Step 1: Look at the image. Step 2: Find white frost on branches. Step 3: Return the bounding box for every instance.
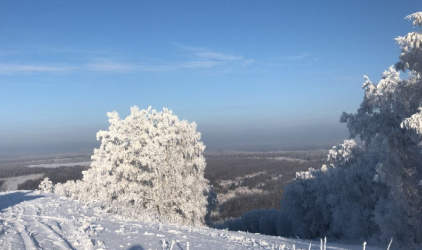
[327,139,357,165]
[400,107,422,143]
[38,177,53,193]
[295,168,316,180]
[395,12,422,73]
[53,106,209,226]
[338,12,422,245]
[406,12,422,27]
[281,12,422,248]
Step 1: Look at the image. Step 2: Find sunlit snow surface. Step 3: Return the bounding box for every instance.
[0,191,383,250]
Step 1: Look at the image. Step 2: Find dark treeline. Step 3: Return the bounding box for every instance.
[5,152,324,223]
[17,166,89,190]
[0,167,49,178]
[219,193,282,219]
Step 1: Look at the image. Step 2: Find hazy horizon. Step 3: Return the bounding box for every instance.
[0,118,348,157]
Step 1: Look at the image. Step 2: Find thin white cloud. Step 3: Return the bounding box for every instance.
[265,53,315,68]
[242,59,255,66]
[84,62,136,73]
[0,45,256,75]
[181,61,223,68]
[0,50,22,56]
[267,63,286,67]
[0,64,74,75]
[84,61,179,73]
[194,52,243,61]
[26,46,119,57]
[0,61,174,75]
[176,44,252,67]
[175,44,207,53]
[278,53,311,61]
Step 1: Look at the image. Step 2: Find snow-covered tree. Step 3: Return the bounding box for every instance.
[54,106,209,226]
[340,12,422,244]
[38,177,53,193]
[280,12,422,247]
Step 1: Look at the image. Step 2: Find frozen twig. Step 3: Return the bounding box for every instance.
[386,237,393,250]
[324,237,327,250]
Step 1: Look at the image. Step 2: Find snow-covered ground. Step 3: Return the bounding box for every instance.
[0,191,384,250]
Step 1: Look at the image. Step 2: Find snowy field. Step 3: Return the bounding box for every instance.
[27,161,91,168]
[0,191,383,250]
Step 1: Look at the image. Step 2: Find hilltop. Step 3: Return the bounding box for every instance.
[0,190,382,250]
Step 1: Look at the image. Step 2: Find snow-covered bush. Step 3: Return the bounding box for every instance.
[54,106,209,226]
[280,12,422,248]
[38,177,53,193]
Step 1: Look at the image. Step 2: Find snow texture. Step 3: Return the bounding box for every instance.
[0,190,383,250]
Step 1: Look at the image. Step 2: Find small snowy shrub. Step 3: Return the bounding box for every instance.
[53,106,209,226]
[53,179,78,198]
[38,177,53,193]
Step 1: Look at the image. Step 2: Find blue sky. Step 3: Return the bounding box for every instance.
[0,1,420,156]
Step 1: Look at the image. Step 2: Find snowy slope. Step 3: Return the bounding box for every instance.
[0,191,383,250]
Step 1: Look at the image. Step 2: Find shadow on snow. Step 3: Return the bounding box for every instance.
[0,191,44,211]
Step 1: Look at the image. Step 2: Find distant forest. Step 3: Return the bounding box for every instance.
[205,156,323,221]
[2,150,326,221]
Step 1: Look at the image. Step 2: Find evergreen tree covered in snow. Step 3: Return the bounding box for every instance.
[280,12,422,247]
[52,106,209,226]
